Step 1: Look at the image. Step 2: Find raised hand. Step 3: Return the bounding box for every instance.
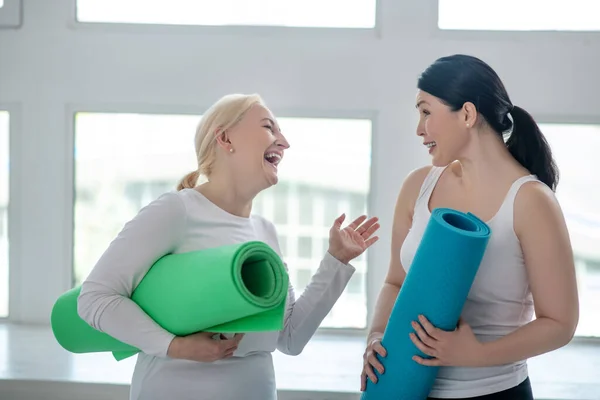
[327,214,380,265]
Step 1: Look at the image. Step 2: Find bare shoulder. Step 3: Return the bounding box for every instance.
[395,165,434,212]
[404,165,434,190]
[391,165,434,239]
[514,180,564,237]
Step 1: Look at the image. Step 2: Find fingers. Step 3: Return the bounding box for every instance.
[367,352,385,375]
[361,219,380,238]
[346,215,367,230]
[333,214,380,235]
[372,341,387,358]
[218,334,244,354]
[223,349,236,358]
[360,364,378,391]
[360,371,366,391]
[417,315,443,340]
[332,213,346,229]
[232,333,245,342]
[356,216,378,232]
[364,236,379,248]
[411,320,436,348]
[364,361,379,384]
[361,338,386,390]
[413,355,441,367]
[409,332,436,358]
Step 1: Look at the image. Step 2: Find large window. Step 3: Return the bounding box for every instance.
[73,112,372,329]
[438,0,600,31]
[0,111,9,318]
[541,123,600,337]
[76,0,377,29]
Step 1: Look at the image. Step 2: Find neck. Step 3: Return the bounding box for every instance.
[454,128,521,187]
[195,174,257,218]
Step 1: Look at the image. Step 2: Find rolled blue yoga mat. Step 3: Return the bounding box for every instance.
[361,208,491,400]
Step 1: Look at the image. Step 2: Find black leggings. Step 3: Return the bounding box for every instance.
[427,377,533,400]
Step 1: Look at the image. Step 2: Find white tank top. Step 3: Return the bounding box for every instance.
[400,166,538,398]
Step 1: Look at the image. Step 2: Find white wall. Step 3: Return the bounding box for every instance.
[0,0,599,325]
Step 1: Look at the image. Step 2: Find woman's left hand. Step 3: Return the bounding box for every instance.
[410,315,486,367]
[327,214,380,265]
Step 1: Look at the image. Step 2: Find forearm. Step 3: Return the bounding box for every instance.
[78,281,175,357]
[277,252,355,355]
[368,282,400,341]
[479,317,575,366]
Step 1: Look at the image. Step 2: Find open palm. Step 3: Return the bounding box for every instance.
[328,214,380,265]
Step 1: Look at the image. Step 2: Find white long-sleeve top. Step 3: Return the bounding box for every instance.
[77,188,355,400]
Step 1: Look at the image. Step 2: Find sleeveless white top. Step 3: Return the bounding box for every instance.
[400,166,538,398]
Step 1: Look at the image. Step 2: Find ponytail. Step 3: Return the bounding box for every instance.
[506,106,559,191]
[177,169,200,191]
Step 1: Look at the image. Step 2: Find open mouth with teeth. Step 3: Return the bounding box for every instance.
[264,151,282,168]
[425,141,437,149]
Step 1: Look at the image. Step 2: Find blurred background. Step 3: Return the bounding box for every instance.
[1,0,599,399]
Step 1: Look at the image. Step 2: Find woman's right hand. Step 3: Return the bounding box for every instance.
[167,331,244,362]
[360,332,387,391]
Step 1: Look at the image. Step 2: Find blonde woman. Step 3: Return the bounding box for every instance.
[77,94,380,400]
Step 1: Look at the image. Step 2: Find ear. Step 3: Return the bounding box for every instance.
[461,102,478,128]
[214,127,232,150]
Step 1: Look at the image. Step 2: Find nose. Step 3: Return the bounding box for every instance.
[276,131,290,149]
[416,119,426,138]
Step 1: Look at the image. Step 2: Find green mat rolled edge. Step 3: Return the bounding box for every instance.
[51,241,289,361]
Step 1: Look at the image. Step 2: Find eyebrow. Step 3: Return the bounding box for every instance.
[416,100,429,108]
[261,117,282,133]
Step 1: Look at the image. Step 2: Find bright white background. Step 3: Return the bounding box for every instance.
[0,0,600,398]
[1,0,600,331]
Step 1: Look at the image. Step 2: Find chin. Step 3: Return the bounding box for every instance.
[262,161,280,187]
[265,174,279,187]
[431,158,448,167]
[431,152,453,167]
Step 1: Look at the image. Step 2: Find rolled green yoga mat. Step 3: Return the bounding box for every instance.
[361,208,491,399]
[51,241,289,361]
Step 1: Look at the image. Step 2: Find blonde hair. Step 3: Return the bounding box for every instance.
[177,93,265,190]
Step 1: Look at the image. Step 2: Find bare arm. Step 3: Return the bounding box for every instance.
[479,181,579,365]
[367,166,432,341]
[275,214,380,355]
[361,166,431,389]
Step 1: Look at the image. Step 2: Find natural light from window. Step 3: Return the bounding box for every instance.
[76,0,377,28]
[541,123,600,337]
[73,112,372,329]
[439,0,600,31]
[0,111,9,318]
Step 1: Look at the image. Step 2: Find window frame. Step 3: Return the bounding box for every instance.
[65,103,378,334]
[0,103,21,321]
[530,114,600,343]
[0,0,21,29]
[431,0,600,41]
[67,0,383,39]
